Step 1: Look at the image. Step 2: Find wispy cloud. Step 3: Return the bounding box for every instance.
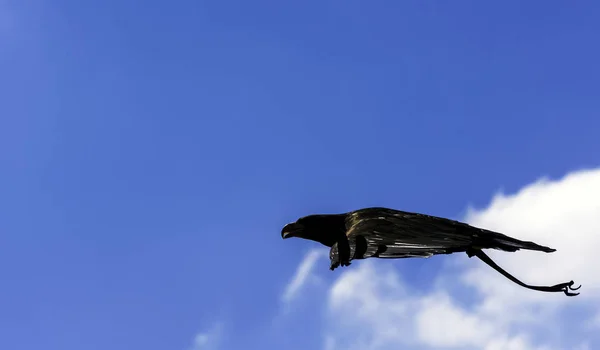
[281,248,327,305]
[188,323,223,350]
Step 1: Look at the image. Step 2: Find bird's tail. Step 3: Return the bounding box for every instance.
[477,229,556,253]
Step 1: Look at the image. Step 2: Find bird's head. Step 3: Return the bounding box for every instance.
[281,213,346,247]
[281,221,305,240]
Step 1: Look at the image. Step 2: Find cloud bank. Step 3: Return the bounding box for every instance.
[289,167,600,349]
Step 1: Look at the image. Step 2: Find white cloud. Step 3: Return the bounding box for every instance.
[462,169,600,306]
[188,323,223,350]
[415,293,495,348]
[323,259,549,350]
[317,167,600,349]
[281,248,328,305]
[326,261,414,350]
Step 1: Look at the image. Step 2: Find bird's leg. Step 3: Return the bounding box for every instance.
[329,236,352,270]
[338,236,352,267]
[466,248,581,296]
[329,242,343,271]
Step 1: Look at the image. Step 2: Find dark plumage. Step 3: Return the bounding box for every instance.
[281,207,580,296]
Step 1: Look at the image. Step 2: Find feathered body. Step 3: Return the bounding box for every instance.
[281,206,580,296]
[282,207,554,270]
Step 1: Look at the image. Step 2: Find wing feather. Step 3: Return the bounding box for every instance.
[345,207,492,259]
[328,207,554,269]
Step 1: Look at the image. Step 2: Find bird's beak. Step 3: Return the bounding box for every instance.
[281,222,303,239]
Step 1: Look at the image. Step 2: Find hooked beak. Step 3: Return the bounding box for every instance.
[281,222,304,239]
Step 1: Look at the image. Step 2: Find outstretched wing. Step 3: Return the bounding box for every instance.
[345,207,478,259]
[329,207,554,269]
[327,207,578,297]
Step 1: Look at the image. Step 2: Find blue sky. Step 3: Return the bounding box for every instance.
[2,1,600,349]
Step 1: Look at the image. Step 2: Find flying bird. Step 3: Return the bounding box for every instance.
[281,207,580,296]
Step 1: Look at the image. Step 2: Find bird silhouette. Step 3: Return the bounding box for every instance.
[281,207,580,296]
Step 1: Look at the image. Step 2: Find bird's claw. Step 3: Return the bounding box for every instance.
[330,259,351,271]
[555,280,581,296]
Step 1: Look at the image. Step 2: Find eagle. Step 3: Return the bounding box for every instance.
[281,207,580,296]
